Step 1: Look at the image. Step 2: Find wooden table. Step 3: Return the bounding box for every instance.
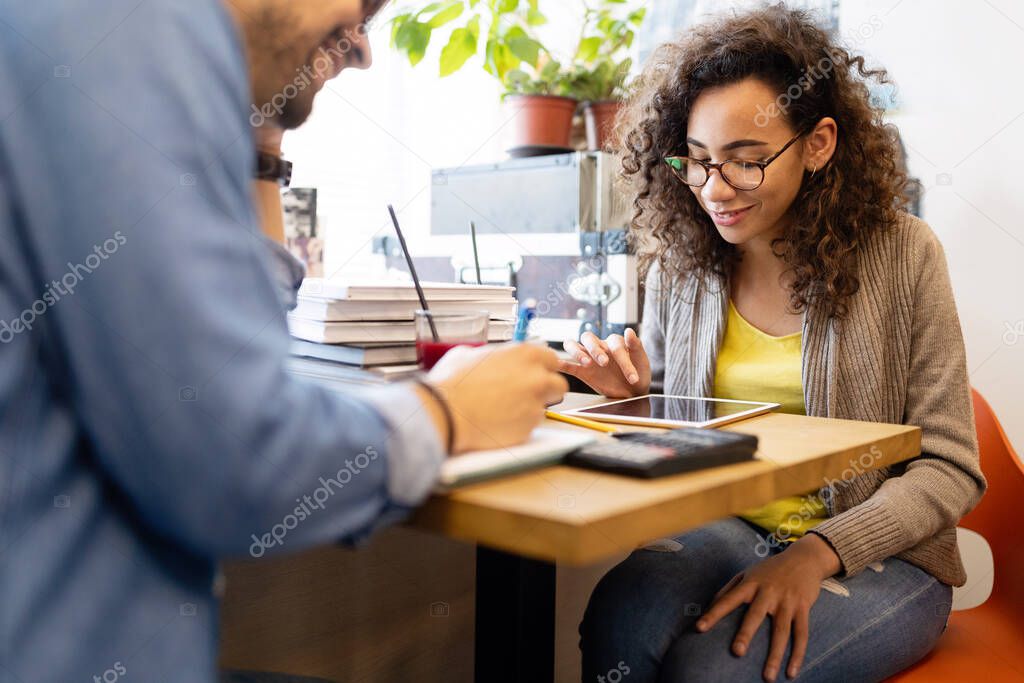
[408,392,922,683]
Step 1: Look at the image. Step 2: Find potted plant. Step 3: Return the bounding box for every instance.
[563,0,646,150]
[390,0,578,151]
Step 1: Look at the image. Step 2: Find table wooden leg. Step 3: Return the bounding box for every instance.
[474,546,556,683]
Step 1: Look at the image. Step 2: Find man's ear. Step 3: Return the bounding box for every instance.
[804,117,838,171]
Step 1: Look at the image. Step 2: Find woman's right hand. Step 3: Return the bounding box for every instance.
[560,328,652,398]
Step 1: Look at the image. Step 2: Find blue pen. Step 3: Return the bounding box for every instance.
[513,298,537,342]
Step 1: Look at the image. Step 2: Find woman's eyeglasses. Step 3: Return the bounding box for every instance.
[663,130,806,191]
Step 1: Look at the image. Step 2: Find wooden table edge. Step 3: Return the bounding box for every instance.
[409,421,921,566]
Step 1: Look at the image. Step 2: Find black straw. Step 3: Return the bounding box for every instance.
[469,221,483,285]
[387,204,438,342]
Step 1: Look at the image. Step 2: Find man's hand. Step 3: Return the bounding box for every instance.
[560,328,651,398]
[695,533,842,682]
[425,343,569,454]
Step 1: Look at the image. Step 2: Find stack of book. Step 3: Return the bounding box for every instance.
[286,278,518,383]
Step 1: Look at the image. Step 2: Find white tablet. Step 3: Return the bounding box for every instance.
[560,394,780,429]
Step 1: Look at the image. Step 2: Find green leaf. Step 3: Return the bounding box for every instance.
[506,26,541,66]
[485,38,520,80]
[496,0,519,14]
[503,68,531,93]
[539,58,561,81]
[576,36,602,62]
[390,15,408,47]
[440,23,478,76]
[427,1,465,28]
[526,8,547,25]
[628,8,647,26]
[496,43,521,79]
[414,2,444,18]
[467,14,481,39]
[395,21,432,66]
[505,68,530,83]
[483,35,497,76]
[394,20,415,50]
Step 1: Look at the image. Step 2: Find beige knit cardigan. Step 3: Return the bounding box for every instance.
[641,213,986,586]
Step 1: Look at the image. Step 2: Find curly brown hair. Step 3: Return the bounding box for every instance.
[616,4,908,318]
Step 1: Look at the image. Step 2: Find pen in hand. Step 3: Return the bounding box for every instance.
[513,298,537,342]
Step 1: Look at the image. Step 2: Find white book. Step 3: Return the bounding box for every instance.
[437,428,597,490]
[288,316,516,345]
[299,278,516,302]
[285,356,387,386]
[290,340,418,366]
[286,356,421,383]
[367,364,421,380]
[293,296,518,322]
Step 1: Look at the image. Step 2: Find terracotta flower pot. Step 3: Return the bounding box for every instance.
[504,94,579,150]
[583,100,622,151]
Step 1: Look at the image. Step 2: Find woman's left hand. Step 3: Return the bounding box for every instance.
[695,533,842,682]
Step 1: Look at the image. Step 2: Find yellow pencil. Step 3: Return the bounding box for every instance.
[545,410,620,434]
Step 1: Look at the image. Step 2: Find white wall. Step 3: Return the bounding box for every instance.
[838,0,1024,453]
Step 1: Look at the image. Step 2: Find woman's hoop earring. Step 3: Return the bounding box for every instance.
[810,164,818,176]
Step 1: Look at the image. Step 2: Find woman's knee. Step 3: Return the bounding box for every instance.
[657,608,769,683]
[580,550,675,643]
[582,520,765,643]
[580,549,709,682]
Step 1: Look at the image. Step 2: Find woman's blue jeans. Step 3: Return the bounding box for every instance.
[579,517,951,683]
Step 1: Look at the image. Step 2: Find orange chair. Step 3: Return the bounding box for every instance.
[888,390,1024,682]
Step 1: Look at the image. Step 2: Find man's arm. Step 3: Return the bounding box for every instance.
[1,1,446,558]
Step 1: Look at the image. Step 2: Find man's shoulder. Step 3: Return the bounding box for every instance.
[2,0,243,90]
[1,0,250,172]
[4,0,233,51]
[0,0,255,259]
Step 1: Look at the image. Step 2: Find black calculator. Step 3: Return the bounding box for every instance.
[566,428,758,479]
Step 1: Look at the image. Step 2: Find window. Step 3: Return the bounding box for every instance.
[283,20,509,280]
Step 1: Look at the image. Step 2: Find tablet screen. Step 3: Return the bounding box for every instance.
[574,396,767,423]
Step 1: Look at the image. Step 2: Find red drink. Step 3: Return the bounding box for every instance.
[416,340,486,370]
[414,311,489,370]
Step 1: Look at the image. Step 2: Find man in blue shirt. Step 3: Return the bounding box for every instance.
[0,1,567,680]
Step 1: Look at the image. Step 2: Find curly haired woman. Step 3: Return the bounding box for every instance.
[561,6,986,682]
